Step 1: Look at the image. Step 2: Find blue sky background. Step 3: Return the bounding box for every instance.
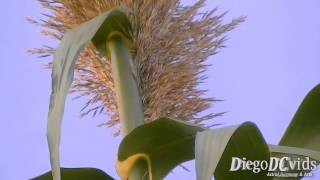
[0,0,319,179]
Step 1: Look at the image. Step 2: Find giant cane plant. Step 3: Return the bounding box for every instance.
[30,1,320,180]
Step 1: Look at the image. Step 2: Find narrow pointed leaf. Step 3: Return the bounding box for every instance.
[279,84,320,151]
[46,7,132,180]
[116,117,204,180]
[275,84,320,179]
[31,168,114,180]
[195,122,271,180]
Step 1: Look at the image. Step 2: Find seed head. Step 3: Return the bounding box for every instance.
[29,0,244,134]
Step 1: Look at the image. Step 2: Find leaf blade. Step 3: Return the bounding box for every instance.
[279,84,320,151]
[276,84,320,179]
[31,168,114,180]
[269,144,320,162]
[46,7,132,180]
[269,144,320,180]
[195,122,271,180]
[116,117,204,180]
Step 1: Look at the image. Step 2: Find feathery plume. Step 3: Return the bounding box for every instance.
[30,0,244,133]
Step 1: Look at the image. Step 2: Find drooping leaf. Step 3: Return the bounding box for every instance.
[116,117,204,180]
[268,145,320,180]
[279,84,320,151]
[195,122,271,180]
[46,7,132,180]
[269,145,320,162]
[31,168,114,180]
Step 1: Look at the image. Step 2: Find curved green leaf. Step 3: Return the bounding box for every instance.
[91,9,133,55]
[276,84,320,179]
[279,84,320,151]
[269,145,320,162]
[116,117,204,180]
[195,122,271,180]
[269,145,320,180]
[46,7,132,180]
[31,168,114,180]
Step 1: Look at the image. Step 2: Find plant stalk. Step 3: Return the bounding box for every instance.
[108,35,148,179]
[108,35,144,135]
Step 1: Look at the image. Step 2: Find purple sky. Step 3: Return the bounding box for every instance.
[0,0,319,179]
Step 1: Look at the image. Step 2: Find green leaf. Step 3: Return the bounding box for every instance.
[116,117,204,180]
[46,7,132,180]
[269,144,320,162]
[195,122,271,180]
[279,84,320,151]
[91,9,133,55]
[268,145,320,180]
[31,168,114,180]
[275,84,320,180]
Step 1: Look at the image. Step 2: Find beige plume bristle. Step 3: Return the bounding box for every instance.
[30,0,244,134]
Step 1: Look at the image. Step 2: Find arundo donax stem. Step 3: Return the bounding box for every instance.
[108,35,148,179]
